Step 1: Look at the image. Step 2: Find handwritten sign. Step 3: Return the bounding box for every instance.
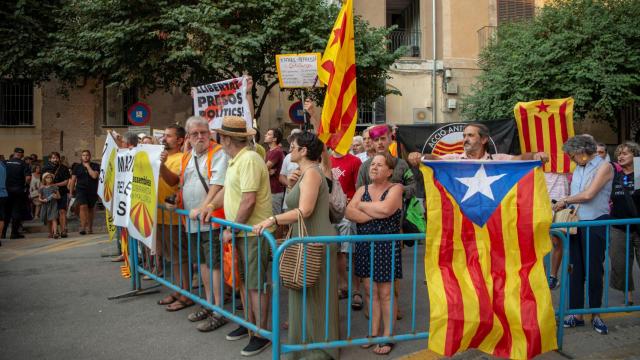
[276,53,323,88]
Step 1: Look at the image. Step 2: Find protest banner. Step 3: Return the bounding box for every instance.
[113,148,135,228]
[152,129,165,143]
[192,77,251,131]
[127,144,162,250]
[106,209,117,241]
[275,53,322,88]
[97,132,119,211]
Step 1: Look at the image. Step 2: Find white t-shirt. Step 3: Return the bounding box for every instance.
[182,149,228,233]
[356,152,369,163]
[279,153,299,210]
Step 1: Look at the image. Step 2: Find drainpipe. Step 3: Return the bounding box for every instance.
[432,0,437,123]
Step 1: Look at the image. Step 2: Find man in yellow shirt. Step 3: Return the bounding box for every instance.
[211,116,273,356]
[156,125,191,311]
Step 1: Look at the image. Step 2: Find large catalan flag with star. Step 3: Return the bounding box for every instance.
[514,98,575,173]
[317,0,358,155]
[421,160,557,359]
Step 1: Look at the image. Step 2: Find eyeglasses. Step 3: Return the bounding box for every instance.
[189,130,209,138]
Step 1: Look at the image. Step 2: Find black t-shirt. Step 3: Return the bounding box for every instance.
[611,170,640,232]
[42,163,71,195]
[4,158,30,193]
[72,162,100,194]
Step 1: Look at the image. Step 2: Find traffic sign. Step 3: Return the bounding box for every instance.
[127,102,151,126]
[289,101,305,124]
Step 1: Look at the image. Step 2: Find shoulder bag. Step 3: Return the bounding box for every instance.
[279,208,324,290]
[553,204,580,235]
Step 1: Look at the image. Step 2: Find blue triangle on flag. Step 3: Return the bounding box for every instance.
[423,160,541,226]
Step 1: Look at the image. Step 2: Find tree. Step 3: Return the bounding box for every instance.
[462,0,640,128]
[21,0,403,120]
[0,0,63,81]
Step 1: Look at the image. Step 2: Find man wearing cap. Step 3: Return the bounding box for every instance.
[210,115,273,356]
[2,148,31,239]
[42,152,71,238]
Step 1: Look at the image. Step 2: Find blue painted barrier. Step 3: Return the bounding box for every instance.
[120,206,640,358]
[551,218,640,351]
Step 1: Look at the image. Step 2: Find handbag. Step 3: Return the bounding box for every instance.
[553,205,580,235]
[223,243,241,288]
[328,178,347,224]
[278,209,324,290]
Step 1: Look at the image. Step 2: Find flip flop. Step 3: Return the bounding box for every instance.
[166,298,195,312]
[373,343,394,355]
[360,336,376,349]
[157,293,179,305]
[351,293,363,311]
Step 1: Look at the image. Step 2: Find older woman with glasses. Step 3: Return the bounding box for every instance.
[609,141,640,306]
[553,135,614,335]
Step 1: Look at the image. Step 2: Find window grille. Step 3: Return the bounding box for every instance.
[498,0,535,24]
[0,80,34,127]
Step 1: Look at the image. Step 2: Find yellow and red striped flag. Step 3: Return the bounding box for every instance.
[317,0,358,155]
[421,160,557,359]
[514,98,575,173]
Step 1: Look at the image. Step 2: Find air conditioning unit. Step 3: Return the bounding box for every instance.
[413,108,430,123]
[447,99,458,110]
[446,83,458,94]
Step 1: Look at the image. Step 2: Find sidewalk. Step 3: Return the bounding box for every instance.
[1,233,639,359]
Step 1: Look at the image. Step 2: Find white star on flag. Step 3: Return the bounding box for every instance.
[455,165,506,203]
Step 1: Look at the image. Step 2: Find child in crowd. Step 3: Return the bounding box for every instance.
[39,172,61,239]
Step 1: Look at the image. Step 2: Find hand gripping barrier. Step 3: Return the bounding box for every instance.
[550,218,640,352]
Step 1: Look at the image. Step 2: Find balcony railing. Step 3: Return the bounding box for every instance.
[388,30,421,58]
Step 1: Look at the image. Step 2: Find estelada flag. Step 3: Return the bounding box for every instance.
[514,98,575,173]
[421,160,557,359]
[317,0,358,155]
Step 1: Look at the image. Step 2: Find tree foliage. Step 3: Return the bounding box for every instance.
[1,0,403,120]
[462,0,640,127]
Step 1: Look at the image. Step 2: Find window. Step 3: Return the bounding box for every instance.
[498,0,535,24]
[0,79,34,126]
[103,85,138,126]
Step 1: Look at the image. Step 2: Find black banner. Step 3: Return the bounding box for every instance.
[396,120,520,157]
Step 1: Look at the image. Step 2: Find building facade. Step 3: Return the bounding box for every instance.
[0,0,628,160]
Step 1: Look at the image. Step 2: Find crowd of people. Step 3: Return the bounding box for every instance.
[0,87,638,357]
[0,148,100,243]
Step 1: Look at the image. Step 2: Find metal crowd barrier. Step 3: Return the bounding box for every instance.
[115,206,640,358]
[551,218,640,351]
[126,207,278,343]
[272,233,427,358]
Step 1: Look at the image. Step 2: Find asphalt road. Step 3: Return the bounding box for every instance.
[1,233,639,360]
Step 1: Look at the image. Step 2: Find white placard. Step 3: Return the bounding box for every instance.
[192,77,251,131]
[276,53,322,88]
[97,132,118,212]
[113,148,135,228]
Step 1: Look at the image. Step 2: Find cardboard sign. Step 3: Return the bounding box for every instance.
[276,53,323,88]
[192,77,251,131]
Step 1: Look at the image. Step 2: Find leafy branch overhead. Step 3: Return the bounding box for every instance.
[462,0,640,127]
[0,0,404,120]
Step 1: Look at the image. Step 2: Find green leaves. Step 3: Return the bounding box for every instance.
[0,0,401,121]
[462,0,640,127]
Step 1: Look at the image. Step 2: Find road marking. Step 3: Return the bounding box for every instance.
[0,235,109,261]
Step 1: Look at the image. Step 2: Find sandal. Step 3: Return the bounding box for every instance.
[351,292,363,311]
[196,313,228,332]
[166,297,195,312]
[60,231,68,238]
[188,307,212,322]
[338,289,349,300]
[360,336,376,349]
[373,343,394,355]
[157,293,179,305]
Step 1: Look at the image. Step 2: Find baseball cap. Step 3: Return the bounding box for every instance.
[14,147,24,153]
